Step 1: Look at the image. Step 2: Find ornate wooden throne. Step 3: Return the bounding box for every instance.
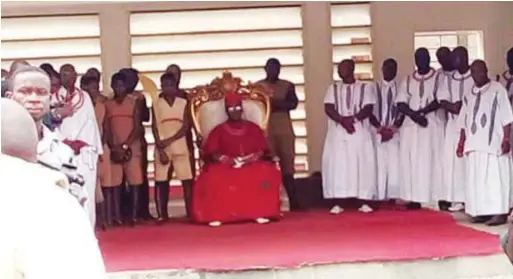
[188,71,273,144]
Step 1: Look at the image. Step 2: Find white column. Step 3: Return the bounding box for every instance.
[301,2,333,173]
[98,5,131,94]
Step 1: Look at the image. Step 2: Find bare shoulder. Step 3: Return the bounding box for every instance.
[96,95,108,103]
[280,79,295,88]
[95,96,108,110]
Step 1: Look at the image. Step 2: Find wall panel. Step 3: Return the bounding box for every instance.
[129,6,309,185]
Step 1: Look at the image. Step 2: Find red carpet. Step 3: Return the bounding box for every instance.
[97,209,501,272]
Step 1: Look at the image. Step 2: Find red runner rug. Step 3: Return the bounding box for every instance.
[98,209,501,272]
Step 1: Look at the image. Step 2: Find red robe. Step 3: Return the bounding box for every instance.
[192,120,282,224]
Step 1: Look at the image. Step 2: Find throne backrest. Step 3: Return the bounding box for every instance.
[188,71,272,141]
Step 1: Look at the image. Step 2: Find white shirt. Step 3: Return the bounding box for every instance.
[396,69,444,126]
[0,155,106,279]
[324,80,376,140]
[438,70,473,103]
[459,81,513,155]
[438,70,474,121]
[374,79,399,127]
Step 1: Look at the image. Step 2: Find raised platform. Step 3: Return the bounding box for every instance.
[99,204,513,279]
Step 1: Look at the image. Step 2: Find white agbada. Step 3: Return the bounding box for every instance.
[373,79,400,200]
[458,81,513,216]
[54,87,103,226]
[435,70,473,203]
[322,81,377,200]
[395,69,445,203]
[0,155,106,279]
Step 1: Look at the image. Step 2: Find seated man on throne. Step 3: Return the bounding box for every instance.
[191,72,282,227]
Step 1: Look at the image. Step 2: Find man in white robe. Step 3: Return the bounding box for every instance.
[369,59,403,200]
[0,98,107,279]
[322,59,377,214]
[6,66,87,206]
[437,46,473,212]
[457,60,513,226]
[395,48,446,209]
[433,46,454,210]
[54,64,103,226]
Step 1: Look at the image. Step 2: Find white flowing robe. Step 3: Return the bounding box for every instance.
[395,69,446,203]
[0,155,106,279]
[458,81,513,216]
[435,70,473,203]
[55,87,103,226]
[372,79,400,200]
[322,81,377,200]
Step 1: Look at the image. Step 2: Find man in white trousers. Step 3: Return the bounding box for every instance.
[456,60,513,226]
[395,48,445,210]
[433,47,453,211]
[54,64,103,226]
[437,46,473,212]
[369,58,404,201]
[322,59,377,214]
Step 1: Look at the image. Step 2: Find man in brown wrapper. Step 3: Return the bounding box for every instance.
[104,73,144,226]
[258,58,301,211]
[152,73,194,222]
[166,64,196,180]
[119,68,153,221]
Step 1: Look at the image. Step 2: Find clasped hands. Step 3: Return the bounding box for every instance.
[410,110,428,127]
[338,115,356,134]
[377,126,397,143]
[110,143,132,163]
[219,153,259,168]
[441,100,462,115]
